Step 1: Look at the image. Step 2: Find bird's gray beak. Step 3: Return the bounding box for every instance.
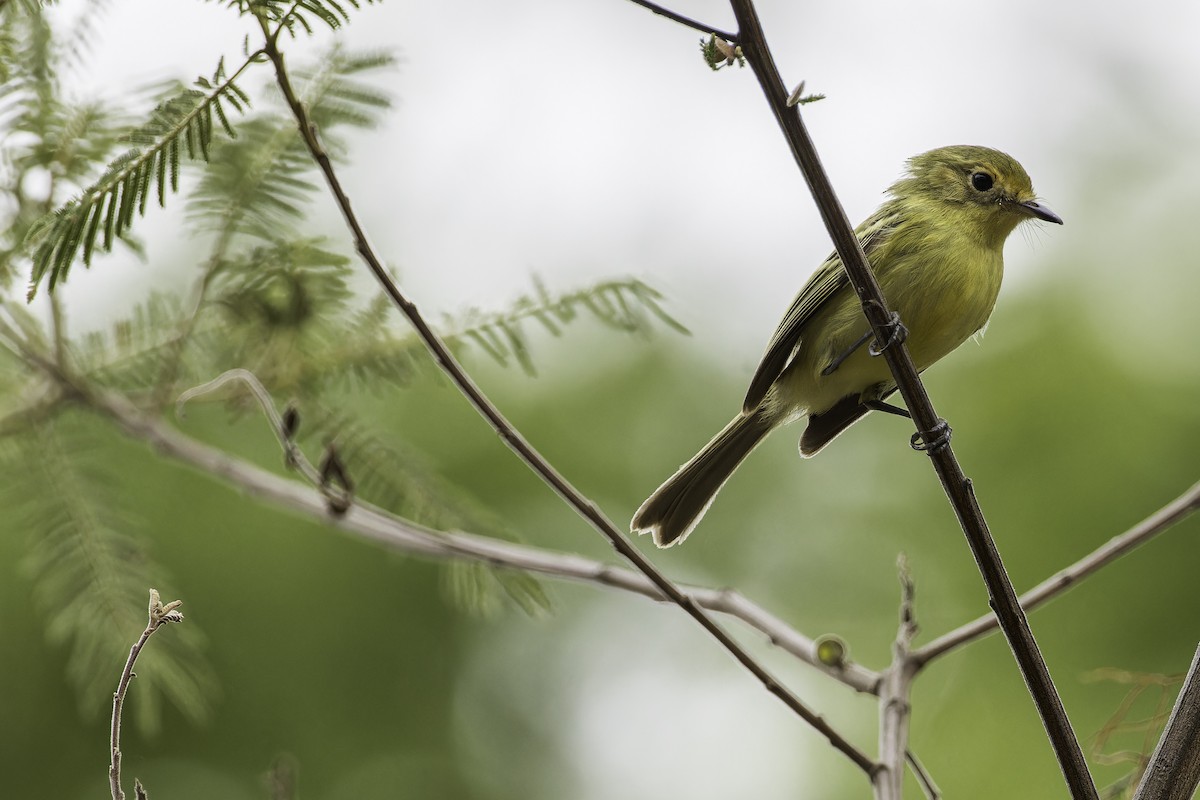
[1018,200,1063,225]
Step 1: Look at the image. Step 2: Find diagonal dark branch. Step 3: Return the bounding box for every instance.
[914,479,1200,666]
[256,18,877,775]
[1132,644,1200,800]
[906,749,942,800]
[714,0,1097,795]
[623,0,739,42]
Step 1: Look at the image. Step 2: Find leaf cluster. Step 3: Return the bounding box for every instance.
[448,277,688,377]
[24,61,249,297]
[211,0,379,35]
[0,3,125,287]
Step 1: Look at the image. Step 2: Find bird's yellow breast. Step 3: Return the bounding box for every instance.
[769,224,1005,418]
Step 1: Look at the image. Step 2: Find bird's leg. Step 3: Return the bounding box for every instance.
[863,398,911,418]
[862,390,950,452]
[820,329,873,376]
[820,308,909,377]
[868,309,908,357]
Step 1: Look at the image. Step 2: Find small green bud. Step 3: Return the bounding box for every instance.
[815,634,848,668]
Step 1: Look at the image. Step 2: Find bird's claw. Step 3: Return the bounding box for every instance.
[910,419,952,453]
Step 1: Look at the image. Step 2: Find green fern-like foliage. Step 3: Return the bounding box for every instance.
[76,292,192,392]
[276,402,554,617]
[6,416,218,731]
[210,0,379,34]
[24,61,250,297]
[446,277,689,377]
[1,5,690,740]
[0,5,126,288]
[187,46,393,243]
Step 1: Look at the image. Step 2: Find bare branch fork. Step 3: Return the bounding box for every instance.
[252,14,877,775]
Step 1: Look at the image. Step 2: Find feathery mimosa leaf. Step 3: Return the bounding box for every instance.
[8,418,218,732]
[25,63,250,299]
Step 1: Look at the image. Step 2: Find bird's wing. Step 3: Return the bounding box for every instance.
[741,206,900,414]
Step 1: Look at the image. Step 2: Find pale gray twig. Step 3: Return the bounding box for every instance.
[914,480,1200,666]
[874,556,919,800]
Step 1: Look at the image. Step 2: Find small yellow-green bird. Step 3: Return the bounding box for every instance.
[632,145,1061,547]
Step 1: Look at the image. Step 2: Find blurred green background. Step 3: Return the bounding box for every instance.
[3,278,1199,798]
[4,1,1200,798]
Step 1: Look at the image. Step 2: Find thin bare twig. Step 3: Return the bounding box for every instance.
[906,750,942,800]
[1131,644,1200,800]
[913,479,1200,666]
[175,369,351,511]
[623,0,739,42]
[110,590,184,800]
[703,0,1097,794]
[255,15,876,773]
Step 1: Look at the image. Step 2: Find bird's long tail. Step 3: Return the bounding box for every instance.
[631,410,774,547]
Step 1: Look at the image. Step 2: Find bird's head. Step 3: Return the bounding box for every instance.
[893,145,1062,247]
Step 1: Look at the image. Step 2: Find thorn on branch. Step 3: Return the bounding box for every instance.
[281,402,301,468]
[281,402,300,441]
[786,80,826,107]
[896,555,918,652]
[318,442,354,516]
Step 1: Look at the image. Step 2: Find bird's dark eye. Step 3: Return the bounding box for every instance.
[970,171,994,192]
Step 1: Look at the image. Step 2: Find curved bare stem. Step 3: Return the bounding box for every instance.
[109,590,184,800]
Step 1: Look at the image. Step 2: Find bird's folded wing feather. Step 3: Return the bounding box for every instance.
[741,207,901,414]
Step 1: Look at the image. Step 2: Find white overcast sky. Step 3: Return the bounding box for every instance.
[52,0,1200,369]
